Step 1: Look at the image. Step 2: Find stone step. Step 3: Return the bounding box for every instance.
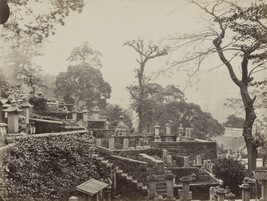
[127,175,133,180]
[142,186,147,190]
[137,182,143,188]
[132,179,138,184]
[121,173,128,177]
[117,169,123,174]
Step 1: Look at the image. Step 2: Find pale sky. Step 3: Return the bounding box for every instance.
[16,0,266,122]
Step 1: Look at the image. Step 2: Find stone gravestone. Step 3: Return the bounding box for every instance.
[162,149,168,163]
[109,136,115,150]
[183,156,190,168]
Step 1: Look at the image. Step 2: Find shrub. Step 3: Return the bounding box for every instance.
[29,97,48,112]
[213,157,246,194]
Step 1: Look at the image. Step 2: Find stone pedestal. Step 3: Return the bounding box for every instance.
[148,175,157,197]
[240,183,250,201]
[216,187,225,201]
[166,173,174,198]
[123,138,129,149]
[109,136,115,150]
[180,176,192,201]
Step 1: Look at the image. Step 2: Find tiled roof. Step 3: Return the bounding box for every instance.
[75,178,108,196]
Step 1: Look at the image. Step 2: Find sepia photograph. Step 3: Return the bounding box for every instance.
[0,0,266,200]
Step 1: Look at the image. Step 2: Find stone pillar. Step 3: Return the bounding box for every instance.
[0,123,7,147]
[240,183,250,201]
[154,123,161,142]
[104,185,112,201]
[4,107,22,134]
[72,111,77,122]
[20,103,32,124]
[183,156,190,168]
[216,187,225,201]
[162,149,168,163]
[166,123,171,135]
[177,124,183,142]
[123,137,129,149]
[180,176,192,201]
[189,128,193,139]
[96,138,102,147]
[260,180,267,201]
[82,107,88,122]
[167,155,172,167]
[185,127,190,139]
[148,175,157,197]
[68,196,78,201]
[109,135,115,150]
[196,155,202,166]
[166,172,174,198]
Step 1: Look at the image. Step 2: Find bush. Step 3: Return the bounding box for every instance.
[4,134,111,201]
[213,157,246,194]
[29,97,48,112]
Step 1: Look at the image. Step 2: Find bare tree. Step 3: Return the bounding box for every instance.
[166,0,266,175]
[124,39,168,134]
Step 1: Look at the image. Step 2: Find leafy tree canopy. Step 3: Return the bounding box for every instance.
[213,157,246,194]
[129,83,224,139]
[55,64,111,111]
[2,0,85,43]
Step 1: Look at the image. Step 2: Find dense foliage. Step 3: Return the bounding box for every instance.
[2,0,85,43]
[29,96,48,112]
[129,83,224,138]
[213,157,246,194]
[3,134,111,201]
[55,64,111,111]
[223,114,244,128]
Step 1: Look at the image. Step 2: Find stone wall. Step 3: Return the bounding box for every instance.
[151,141,217,160]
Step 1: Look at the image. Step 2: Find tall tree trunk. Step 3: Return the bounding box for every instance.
[240,84,257,175]
[138,71,145,134]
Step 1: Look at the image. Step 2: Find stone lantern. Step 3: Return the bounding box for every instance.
[20,100,32,124]
[82,107,88,122]
[154,123,161,142]
[177,124,183,142]
[253,170,267,201]
[3,101,23,133]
